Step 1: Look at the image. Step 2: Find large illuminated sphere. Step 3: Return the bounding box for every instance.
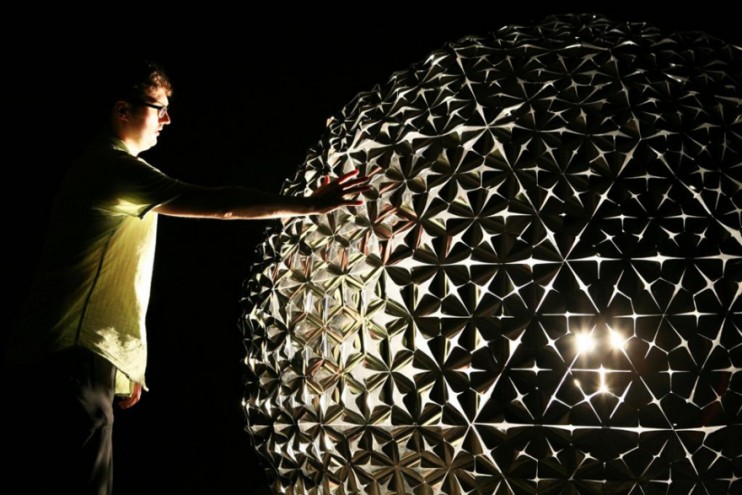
[242,14,741,494]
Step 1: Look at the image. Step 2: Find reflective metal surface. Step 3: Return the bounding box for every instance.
[242,14,741,494]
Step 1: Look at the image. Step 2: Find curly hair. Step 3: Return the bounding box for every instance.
[110,59,172,104]
[93,59,172,126]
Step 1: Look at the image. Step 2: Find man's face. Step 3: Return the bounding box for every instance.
[124,86,171,154]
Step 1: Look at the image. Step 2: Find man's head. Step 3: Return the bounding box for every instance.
[106,59,172,156]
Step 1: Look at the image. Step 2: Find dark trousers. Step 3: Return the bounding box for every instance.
[2,347,116,495]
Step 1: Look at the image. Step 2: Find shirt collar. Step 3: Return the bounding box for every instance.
[95,132,134,156]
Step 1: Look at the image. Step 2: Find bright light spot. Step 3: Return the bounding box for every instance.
[610,330,626,350]
[599,366,609,394]
[575,332,596,353]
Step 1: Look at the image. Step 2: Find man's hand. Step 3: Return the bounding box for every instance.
[310,170,371,213]
[117,382,142,409]
[155,169,372,220]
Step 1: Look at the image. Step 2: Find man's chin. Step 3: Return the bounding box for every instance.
[143,139,158,152]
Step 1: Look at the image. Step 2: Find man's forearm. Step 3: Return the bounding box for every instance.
[154,185,322,219]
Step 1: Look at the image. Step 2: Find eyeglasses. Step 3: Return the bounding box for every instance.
[137,100,169,118]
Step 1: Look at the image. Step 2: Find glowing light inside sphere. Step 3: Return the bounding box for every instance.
[575,331,596,354]
[609,328,626,350]
[598,365,609,394]
[241,14,742,495]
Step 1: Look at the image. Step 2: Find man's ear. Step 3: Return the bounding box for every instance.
[113,101,131,121]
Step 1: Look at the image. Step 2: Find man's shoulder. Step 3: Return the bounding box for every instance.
[80,135,131,159]
[75,137,157,174]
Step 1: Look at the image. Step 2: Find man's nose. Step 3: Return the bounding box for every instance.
[160,110,171,125]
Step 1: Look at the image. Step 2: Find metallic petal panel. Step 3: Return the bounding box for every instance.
[241,14,742,495]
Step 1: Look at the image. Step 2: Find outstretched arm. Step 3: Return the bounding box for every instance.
[153,170,369,219]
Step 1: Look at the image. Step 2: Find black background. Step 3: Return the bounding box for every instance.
[3,5,740,494]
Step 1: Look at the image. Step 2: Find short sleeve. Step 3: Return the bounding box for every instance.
[93,153,186,218]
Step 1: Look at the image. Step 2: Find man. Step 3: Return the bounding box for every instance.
[3,60,368,495]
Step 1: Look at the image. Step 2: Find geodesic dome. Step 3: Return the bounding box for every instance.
[241,14,741,494]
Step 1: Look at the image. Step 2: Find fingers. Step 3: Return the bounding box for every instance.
[341,184,371,196]
[332,174,371,192]
[340,176,371,188]
[318,171,371,194]
[118,396,137,409]
[314,170,373,211]
[117,382,142,409]
[337,170,375,188]
[320,169,371,185]
[336,169,360,183]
